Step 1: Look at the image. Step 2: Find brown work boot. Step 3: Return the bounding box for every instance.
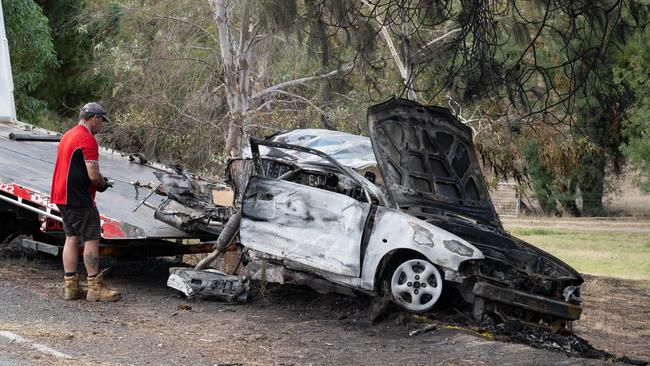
[86,270,121,302]
[63,274,81,300]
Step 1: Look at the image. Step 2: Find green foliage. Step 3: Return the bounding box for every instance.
[521,138,581,216]
[32,0,105,118]
[4,0,58,122]
[615,26,650,192]
[76,0,229,171]
[10,0,644,196]
[258,0,298,31]
[621,108,650,192]
[523,140,561,215]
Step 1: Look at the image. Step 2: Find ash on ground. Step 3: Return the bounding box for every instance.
[480,320,647,365]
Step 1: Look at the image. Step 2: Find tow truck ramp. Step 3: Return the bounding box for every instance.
[0,119,226,256]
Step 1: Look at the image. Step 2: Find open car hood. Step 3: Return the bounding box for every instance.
[368,98,502,229]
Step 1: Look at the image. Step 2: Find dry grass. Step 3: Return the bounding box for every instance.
[575,275,650,360]
[508,227,650,280]
[582,277,611,293]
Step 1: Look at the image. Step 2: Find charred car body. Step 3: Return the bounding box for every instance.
[167,98,583,328]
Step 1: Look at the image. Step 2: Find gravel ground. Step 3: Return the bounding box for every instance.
[0,252,634,366]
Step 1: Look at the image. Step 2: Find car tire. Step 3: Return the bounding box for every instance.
[386,258,443,313]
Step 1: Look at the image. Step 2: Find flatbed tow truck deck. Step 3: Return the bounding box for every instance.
[0,119,216,256]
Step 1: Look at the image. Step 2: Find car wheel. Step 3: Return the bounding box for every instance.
[389,258,443,313]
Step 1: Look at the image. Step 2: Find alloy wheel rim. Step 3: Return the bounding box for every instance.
[390,259,442,312]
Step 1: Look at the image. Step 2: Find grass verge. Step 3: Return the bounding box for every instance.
[508,227,650,280]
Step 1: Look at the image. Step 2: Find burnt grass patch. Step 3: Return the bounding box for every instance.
[248,281,648,365]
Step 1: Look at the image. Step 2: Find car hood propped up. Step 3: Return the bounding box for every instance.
[368,98,502,229]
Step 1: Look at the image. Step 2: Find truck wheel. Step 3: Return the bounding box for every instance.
[388,258,443,313]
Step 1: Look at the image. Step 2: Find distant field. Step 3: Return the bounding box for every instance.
[508,227,650,280]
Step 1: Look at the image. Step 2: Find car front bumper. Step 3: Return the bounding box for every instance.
[473,281,582,321]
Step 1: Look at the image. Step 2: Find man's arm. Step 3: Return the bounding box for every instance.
[85,161,108,191]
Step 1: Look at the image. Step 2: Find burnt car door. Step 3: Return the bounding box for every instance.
[239,140,374,277]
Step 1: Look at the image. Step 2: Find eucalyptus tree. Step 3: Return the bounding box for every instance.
[79,0,647,213]
[33,0,103,117]
[616,23,650,193]
[3,0,57,122]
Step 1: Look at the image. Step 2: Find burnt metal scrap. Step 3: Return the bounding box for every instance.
[152,170,234,236]
[153,170,214,206]
[167,267,248,302]
[154,98,584,331]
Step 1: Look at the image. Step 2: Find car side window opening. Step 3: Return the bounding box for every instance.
[250,139,376,204]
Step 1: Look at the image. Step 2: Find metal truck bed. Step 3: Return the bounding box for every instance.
[0,120,198,241]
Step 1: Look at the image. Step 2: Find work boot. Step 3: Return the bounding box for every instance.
[63,274,81,300]
[86,270,121,302]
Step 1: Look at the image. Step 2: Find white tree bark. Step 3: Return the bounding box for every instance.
[211,0,238,112]
[237,0,253,112]
[210,0,254,156]
[209,1,355,157]
[361,0,416,100]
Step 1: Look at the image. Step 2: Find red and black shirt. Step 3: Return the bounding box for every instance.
[50,124,99,207]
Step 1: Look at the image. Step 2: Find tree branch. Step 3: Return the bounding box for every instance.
[211,0,235,63]
[359,0,407,79]
[422,28,461,48]
[118,5,220,45]
[259,90,327,116]
[252,63,353,100]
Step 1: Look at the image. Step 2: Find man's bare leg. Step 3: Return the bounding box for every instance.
[83,239,121,301]
[62,236,82,300]
[62,236,80,273]
[83,239,100,276]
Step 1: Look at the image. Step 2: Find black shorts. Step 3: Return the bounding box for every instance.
[57,205,101,243]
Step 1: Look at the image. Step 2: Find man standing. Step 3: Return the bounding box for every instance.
[50,102,121,302]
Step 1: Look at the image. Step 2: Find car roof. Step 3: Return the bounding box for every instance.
[246,128,378,170]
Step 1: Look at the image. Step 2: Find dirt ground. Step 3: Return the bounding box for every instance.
[574,275,650,360]
[1,217,649,365]
[500,217,650,360]
[0,249,648,366]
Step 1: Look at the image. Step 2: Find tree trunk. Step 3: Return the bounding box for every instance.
[210,1,357,156]
[210,0,252,158]
[579,151,606,216]
[558,176,581,217]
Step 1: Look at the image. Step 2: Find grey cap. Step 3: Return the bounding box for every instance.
[80,102,112,123]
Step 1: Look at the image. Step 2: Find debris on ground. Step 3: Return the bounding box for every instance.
[177,303,192,311]
[366,306,648,366]
[484,320,611,358]
[478,319,648,365]
[409,323,438,336]
[167,267,248,302]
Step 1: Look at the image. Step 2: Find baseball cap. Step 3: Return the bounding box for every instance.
[80,102,112,123]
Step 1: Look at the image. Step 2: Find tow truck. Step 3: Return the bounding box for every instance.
[0,3,220,257]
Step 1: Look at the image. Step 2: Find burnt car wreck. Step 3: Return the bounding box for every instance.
[163,98,583,330]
